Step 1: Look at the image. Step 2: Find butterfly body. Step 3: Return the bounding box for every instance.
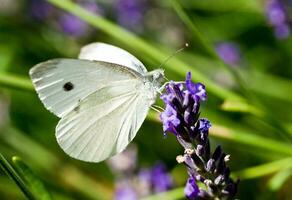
[29,43,164,162]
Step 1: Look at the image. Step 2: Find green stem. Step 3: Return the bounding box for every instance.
[268,169,292,191]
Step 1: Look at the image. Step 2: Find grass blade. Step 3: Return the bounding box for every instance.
[233,157,292,179]
[12,156,53,200]
[0,73,34,91]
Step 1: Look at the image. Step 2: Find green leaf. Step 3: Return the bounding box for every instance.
[268,169,292,191]
[12,156,53,200]
[0,152,35,200]
[233,157,292,179]
[221,99,264,117]
[180,0,263,13]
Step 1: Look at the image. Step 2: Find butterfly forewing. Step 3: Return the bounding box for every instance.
[29,58,142,118]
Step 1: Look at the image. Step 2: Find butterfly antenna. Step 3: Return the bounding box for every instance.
[159,43,189,69]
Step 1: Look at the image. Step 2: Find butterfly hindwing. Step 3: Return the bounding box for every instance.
[78,42,148,74]
[56,80,150,162]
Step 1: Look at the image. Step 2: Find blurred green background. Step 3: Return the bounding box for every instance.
[1,0,292,199]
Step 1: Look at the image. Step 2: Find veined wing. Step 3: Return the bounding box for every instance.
[56,80,150,162]
[29,58,142,118]
[78,42,147,75]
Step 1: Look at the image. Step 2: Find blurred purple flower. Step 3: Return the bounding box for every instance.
[275,23,290,39]
[108,145,137,172]
[267,0,286,25]
[115,183,137,200]
[59,1,101,37]
[266,0,291,39]
[216,42,241,65]
[110,146,173,198]
[151,163,173,193]
[115,0,146,32]
[59,14,89,37]
[29,0,53,20]
[138,169,152,196]
[138,163,173,194]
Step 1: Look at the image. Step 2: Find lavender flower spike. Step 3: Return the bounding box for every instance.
[160,72,239,200]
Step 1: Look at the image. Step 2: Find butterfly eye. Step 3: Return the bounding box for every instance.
[63,82,74,91]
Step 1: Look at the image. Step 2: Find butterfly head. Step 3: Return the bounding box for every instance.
[148,69,165,88]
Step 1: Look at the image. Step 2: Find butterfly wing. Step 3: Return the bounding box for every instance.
[29,58,141,118]
[78,42,148,74]
[56,79,150,162]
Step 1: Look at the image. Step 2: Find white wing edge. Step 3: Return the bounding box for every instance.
[78,42,148,74]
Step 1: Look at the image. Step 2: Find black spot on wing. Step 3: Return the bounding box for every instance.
[63,82,74,91]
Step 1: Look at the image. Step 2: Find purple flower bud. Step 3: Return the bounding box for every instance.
[196,145,204,156]
[184,155,196,170]
[206,159,215,172]
[160,104,180,135]
[198,118,211,132]
[186,72,207,101]
[184,176,199,200]
[214,175,224,185]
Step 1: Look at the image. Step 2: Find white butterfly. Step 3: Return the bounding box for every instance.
[29,43,164,163]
